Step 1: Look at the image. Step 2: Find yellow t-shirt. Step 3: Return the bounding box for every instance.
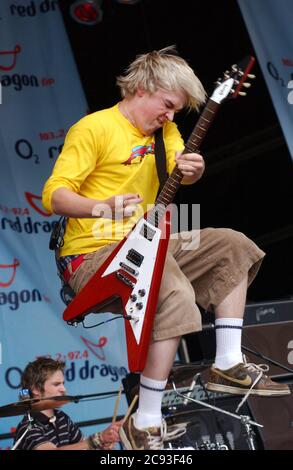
[42,104,184,256]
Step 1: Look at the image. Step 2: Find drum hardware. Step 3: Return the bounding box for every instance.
[171,378,263,450]
[165,437,229,450]
[239,414,257,450]
[1,391,121,450]
[0,395,77,418]
[199,441,229,450]
[11,410,34,450]
[0,391,119,419]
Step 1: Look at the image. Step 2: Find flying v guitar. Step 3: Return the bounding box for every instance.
[63,57,256,372]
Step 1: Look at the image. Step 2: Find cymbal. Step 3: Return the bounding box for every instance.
[0,395,77,418]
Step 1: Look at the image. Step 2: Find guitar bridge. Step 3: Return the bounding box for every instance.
[116,271,134,288]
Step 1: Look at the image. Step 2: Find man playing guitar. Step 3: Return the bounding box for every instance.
[42,47,290,450]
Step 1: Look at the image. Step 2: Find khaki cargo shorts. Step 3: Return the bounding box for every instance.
[68,228,265,341]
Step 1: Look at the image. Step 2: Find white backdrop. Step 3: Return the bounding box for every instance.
[0,0,128,449]
[238,0,293,161]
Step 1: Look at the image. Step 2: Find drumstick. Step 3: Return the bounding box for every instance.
[112,383,123,423]
[122,394,138,424]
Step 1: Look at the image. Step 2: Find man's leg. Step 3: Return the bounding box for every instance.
[135,337,180,429]
[213,275,247,370]
[143,337,181,380]
[168,228,290,397]
[120,250,200,448]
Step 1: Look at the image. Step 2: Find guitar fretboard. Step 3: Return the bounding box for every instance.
[147,99,219,228]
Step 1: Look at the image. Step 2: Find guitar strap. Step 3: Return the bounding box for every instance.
[154,128,168,193]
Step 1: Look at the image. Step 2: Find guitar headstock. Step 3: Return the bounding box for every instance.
[211,56,256,104]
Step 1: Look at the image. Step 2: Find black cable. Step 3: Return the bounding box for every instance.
[242,330,293,374]
[82,314,126,329]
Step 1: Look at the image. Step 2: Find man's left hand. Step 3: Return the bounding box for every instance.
[175,151,205,184]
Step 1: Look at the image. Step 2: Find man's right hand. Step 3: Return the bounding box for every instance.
[92,194,143,219]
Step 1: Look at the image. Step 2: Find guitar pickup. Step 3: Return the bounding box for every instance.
[119,262,138,276]
[126,249,144,267]
[116,271,134,288]
[140,223,156,241]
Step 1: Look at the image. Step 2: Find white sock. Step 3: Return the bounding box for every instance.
[214,317,243,370]
[134,375,167,429]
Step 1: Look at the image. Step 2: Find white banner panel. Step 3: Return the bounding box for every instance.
[238,0,293,160]
[0,0,128,449]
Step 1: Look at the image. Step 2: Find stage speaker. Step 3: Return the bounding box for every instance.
[244,298,293,326]
[242,321,293,378]
[248,383,293,449]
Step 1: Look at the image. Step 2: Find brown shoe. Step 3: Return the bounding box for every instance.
[206,361,291,396]
[119,414,164,450]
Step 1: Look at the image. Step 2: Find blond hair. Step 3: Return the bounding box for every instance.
[116,46,206,111]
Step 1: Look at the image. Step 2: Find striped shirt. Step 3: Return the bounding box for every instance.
[14,409,82,450]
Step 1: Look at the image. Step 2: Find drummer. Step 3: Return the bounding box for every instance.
[14,357,122,450]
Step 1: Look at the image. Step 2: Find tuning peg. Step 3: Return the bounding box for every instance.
[238,91,247,96]
[242,82,251,88]
[247,73,256,79]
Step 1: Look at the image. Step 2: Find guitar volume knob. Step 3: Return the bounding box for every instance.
[130,294,137,302]
[136,302,143,310]
[138,289,146,297]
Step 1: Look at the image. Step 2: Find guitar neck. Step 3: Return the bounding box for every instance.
[147,99,219,227]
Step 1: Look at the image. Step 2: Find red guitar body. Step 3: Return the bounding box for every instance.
[63,211,171,372]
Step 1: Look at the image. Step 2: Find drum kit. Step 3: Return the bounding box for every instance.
[0,395,77,450]
[0,391,118,450]
[0,376,263,451]
[0,395,76,418]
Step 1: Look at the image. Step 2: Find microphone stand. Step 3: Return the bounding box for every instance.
[242,345,293,375]
[70,390,121,402]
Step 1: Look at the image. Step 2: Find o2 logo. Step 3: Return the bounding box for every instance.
[288,80,293,104]
[266,62,293,104]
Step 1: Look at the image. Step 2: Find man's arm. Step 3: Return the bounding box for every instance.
[34,439,89,450]
[51,187,101,218]
[51,187,143,219]
[34,421,122,451]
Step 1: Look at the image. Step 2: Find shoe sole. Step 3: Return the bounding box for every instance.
[206,383,291,396]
